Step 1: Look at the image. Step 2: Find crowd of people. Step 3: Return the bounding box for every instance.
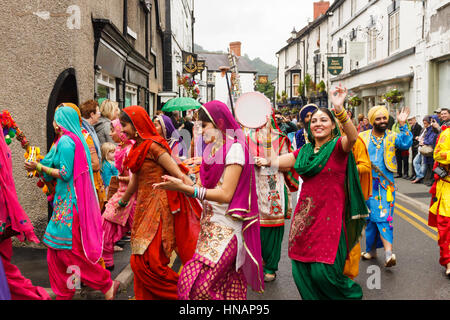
[0,85,449,301]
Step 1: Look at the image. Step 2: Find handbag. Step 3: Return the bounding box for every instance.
[419,145,434,157]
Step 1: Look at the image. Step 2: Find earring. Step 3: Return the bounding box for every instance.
[135,132,138,138]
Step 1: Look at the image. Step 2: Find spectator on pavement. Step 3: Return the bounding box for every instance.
[412,116,437,184]
[274,112,297,136]
[407,115,423,180]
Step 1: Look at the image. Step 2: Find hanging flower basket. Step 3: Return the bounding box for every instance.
[348,95,362,107]
[382,89,403,104]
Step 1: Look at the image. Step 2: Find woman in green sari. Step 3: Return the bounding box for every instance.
[255,85,368,300]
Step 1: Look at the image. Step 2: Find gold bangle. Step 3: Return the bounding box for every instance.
[334,109,346,117]
[337,111,348,122]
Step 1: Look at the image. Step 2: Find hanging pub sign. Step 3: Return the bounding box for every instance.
[327,57,344,75]
[183,51,198,74]
[196,59,206,73]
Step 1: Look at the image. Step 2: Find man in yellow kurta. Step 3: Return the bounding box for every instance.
[340,126,372,279]
[428,127,450,277]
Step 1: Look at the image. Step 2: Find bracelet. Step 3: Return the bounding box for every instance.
[334,108,346,118]
[335,110,348,123]
[118,199,128,207]
[198,187,207,201]
[36,163,43,173]
[193,186,198,199]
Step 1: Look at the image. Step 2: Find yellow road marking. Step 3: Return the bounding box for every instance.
[394,209,438,241]
[395,203,438,232]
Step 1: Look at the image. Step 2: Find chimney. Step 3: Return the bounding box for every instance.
[313,1,330,20]
[229,41,242,57]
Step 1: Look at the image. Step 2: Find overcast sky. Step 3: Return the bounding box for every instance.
[194,0,315,66]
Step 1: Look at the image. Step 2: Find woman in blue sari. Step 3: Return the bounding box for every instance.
[25,106,119,300]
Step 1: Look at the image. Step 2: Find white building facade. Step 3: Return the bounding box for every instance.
[276,0,450,118]
[159,0,195,107]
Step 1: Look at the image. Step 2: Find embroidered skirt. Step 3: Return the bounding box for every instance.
[178,236,247,300]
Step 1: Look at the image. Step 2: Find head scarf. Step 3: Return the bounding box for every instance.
[123,106,170,173]
[294,109,368,250]
[111,119,134,173]
[0,129,39,243]
[154,115,186,158]
[368,105,389,126]
[52,107,104,264]
[199,100,264,293]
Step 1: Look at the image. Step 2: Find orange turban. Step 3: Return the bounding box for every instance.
[368,105,389,125]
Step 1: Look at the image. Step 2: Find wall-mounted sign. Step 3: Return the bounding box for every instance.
[327,57,344,75]
[197,59,205,73]
[183,51,198,74]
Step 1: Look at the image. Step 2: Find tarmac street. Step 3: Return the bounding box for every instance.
[8,177,450,300]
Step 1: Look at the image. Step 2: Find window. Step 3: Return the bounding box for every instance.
[292,74,300,97]
[285,74,290,96]
[351,0,357,16]
[389,10,400,54]
[96,72,116,101]
[207,72,215,84]
[125,84,138,107]
[368,29,377,62]
[338,7,344,26]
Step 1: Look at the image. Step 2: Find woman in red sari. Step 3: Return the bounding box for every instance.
[118,106,200,300]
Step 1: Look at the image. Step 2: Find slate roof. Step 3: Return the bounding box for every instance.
[197,52,257,73]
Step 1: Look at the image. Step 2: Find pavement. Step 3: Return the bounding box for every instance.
[10,240,135,300]
[7,175,438,300]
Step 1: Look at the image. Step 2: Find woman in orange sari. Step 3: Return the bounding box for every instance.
[117,105,200,300]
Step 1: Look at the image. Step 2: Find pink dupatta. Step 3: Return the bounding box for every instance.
[0,134,39,243]
[62,129,104,264]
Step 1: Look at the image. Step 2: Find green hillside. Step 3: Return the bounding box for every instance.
[194,44,277,81]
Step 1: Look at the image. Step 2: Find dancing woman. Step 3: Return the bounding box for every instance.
[117,105,199,300]
[0,122,50,300]
[154,100,264,300]
[101,119,136,270]
[24,106,118,300]
[255,86,368,300]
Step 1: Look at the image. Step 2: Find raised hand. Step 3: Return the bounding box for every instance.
[329,84,348,114]
[396,107,410,126]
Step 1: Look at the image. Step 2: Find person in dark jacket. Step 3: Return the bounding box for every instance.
[406,116,423,180]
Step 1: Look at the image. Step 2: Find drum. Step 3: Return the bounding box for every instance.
[235,92,272,129]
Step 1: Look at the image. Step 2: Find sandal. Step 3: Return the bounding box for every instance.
[384,254,397,267]
[361,251,377,260]
[264,273,276,282]
[114,245,124,252]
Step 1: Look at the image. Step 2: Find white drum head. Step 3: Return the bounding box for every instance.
[235,92,272,129]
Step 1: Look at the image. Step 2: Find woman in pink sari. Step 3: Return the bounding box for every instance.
[102,119,136,270]
[154,100,264,300]
[25,106,119,300]
[0,123,50,300]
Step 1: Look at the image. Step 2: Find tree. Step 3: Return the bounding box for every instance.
[255,81,275,103]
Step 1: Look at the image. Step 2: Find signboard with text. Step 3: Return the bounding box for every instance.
[327,57,344,76]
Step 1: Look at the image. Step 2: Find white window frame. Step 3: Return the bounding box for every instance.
[292,73,300,97]
[96,72,116,101]
[368,29,377,62]
[389,10,400,55]
[125,84,138,107]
